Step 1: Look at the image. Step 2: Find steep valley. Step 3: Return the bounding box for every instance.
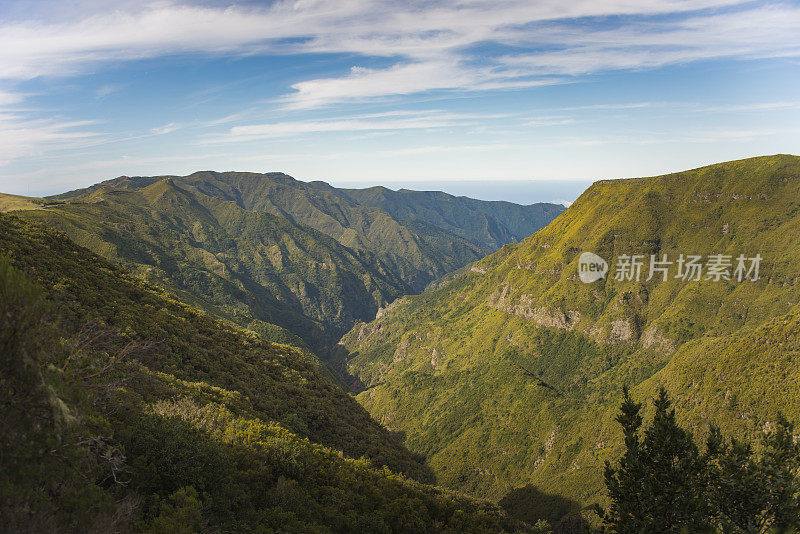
[0,212,521,532]
[4,156,800,530]
[340,154,800,524]
[7,172,563,354]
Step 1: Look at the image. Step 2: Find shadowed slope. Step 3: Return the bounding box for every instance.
[0,212,525,532]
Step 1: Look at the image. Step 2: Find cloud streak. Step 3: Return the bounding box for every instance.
[206,110,495,143]
[0,110,101,166]
[1,0,798,188]
[1,0,797,109]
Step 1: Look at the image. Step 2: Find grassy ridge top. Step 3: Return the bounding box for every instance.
[52,170,564,292]
[341,154,800,523]
[0,192,46,211]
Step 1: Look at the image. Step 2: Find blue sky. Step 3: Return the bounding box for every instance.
[0,0,799,202]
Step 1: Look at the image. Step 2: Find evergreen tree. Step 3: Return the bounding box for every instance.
[705,426,767,532]
[600,387,710,533]
[601,386,644,531]
[601,388,800,533]
[707,414,800,532]
[760,414,800,529]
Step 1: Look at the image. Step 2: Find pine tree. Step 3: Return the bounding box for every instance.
[601,388,800,533]
[600,386,644,532]
[600,387,710,533]
[705,425,767,531]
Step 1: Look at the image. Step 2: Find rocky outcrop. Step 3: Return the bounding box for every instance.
[489,285,580,330]
[641,326,677,354]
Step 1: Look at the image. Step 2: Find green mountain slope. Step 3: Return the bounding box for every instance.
[16,178,410,350]
[55,171,564,292]
[0,212,519,532]
[12,172,562,353]
[334,185,564,250]
[0,192,46,211]
[340,154,800,522]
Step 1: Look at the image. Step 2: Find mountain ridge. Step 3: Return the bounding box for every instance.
[340,154,800,524]
[7,171,563,353]
[51,170,564,288]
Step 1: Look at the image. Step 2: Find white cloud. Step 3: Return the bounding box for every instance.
[0,110,102,167]
[542,126,800,147]
[372,144,517,157]
[1,0,798,182]
[524,117,575,127]
[151,122,180,135]
[280,62,476,110]
[0,90,24,106]
[1,0,795,109]
[206,110,495,143]
[95,83,123,99]
[700,101,800,113]
[498,5,800,76]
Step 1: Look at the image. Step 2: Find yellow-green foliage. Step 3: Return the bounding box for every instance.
[0,192,46,212]
[0,254,122,531]
[341,155,800,524]
[0,212,429,479]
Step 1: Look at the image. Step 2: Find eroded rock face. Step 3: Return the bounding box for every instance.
[534,307,581,330]
[393,337,410,362]
[610,319,634,342]
[489,285,581,330]
[356,321,384,341]
[488,284,681,353]
[430,347,440,370]
[641,325,676,354]
[376,296,408,319]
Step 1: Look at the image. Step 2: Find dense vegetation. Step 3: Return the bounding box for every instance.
[0,213,519,532]
[13,178,405,351]
[56,171,563,292]
[340,155,800,525]
[7,156,799,530]
[332,184,564,253]
[6,172,561,353]
[600,387,800,533]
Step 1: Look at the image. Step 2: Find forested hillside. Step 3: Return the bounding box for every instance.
[0,212,519,532]
[6,172,562,352]
[15,178,408,350]
[53,171,563,290]
[341,154,800,524]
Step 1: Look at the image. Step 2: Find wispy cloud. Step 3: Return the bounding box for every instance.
[205,110,494,143]
[1,0,796,109]
[523,117,576,127]
[95,83,124,99]
[151,122,180,135]
[1,0,798,189]
[556,100,800,114]
[372,144,518,157]
[700,101,800,113]
[0,90,25,106]
[543,126,800,147]
[0,110,101,166]
[498,5,800,77]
